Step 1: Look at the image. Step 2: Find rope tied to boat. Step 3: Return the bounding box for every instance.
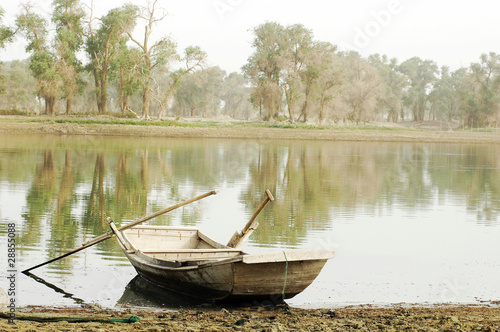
[0,312,141,324]
[281,251,289,300]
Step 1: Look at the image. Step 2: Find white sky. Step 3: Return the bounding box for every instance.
[1,0,499,73]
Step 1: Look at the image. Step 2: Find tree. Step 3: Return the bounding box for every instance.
[170,67,224,118]
[337,51,383,124]
[110,43,142,115]
[0,60,37,111]
[126,0,176,119]
[222,72,252,119]
[243,22,286,120]
[466,53,500,127]
[0,6,14,49]
[244,23,343,123]
[170,72,201,117]
[17,4,60,115]
[304,41,342,123]
[86,4,138,113]
[280,24,314,122]
[428,66,464,122]
[154,45,207,120]
[1,7,15,96]
[369,54,407,123]
[52,0,85,115]
[450,67,472,125]
[193,66,225,117]
[399,57,438,121]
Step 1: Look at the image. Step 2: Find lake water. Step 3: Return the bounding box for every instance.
[0,133,499,308]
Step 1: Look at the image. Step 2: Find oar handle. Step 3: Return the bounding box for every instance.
[227,189,275,248]
[242,189,274,233]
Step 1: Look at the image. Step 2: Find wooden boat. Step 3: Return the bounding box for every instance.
[110,224,334,301]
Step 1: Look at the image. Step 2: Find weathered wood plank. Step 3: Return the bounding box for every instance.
[141,249,243,254]
[126,225,200,231]
[242,250,335,264]
[123,228,200,250]
[197,232,229,249]
[232,260,327,296]
[109,221,132,250]
[234,221,259,249]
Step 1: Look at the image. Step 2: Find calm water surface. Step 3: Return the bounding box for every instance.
[0,133,499,308]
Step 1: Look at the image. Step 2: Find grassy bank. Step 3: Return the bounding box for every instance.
[1,115,500,143]
[3,115,411,131]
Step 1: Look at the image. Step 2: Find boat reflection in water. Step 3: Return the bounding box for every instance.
[117,275,293,308]
[117,275,214,308]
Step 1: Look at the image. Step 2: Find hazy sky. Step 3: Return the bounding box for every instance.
[1,0,500,73]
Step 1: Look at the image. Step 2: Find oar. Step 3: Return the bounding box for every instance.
[22,190,219,273]
[227,189,274,248]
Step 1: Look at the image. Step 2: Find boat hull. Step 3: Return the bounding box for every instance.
[126,251,235,300]
[231,259,328,300]
[124,250,329,301]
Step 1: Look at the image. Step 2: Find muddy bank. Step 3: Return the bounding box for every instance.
[2,305,500,331]
[1,118,500,143]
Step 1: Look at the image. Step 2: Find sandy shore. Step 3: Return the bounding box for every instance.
[1,117,500,143]
[1,305,500,331]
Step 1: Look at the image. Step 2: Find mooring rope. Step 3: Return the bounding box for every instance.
[281,251,289,300]
[0,312,140,323]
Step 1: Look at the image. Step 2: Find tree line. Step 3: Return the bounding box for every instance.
[1,3,500,127]
[243,22,500,127]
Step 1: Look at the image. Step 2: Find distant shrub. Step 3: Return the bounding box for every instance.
[0,107,26,115]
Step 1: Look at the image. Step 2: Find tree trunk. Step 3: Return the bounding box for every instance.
[121,95,129,114]
[66,99,72,115]
[46,97,56,115]
[319,93,326,124]
[99,70,107,114]
[52,97,56,115]
[285,86,295,123]
[142,79,151,119]
[298,84,311,122]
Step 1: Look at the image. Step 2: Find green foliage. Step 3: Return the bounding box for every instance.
[250,122,326,130]
[16,6,48,52]
[243,22,286,120]
[466,52,500,127]
[171,66,226,117]
[52,0,85,114]
[222,72,253,119]
[368,54,407,123]
[85,4,139,113]
[0,60,37,110]
[0,107,26,115]
[53,0,85,61]
[29,51,57,78]
[0,6,14,49]
[398,57,439,121]
[18,117,212,128]
[111,43,142,113]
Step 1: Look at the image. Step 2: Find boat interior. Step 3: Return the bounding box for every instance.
[122,225,244,262]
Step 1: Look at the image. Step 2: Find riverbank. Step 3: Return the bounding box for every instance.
[1,116,500,143]
[2,305,500,331]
